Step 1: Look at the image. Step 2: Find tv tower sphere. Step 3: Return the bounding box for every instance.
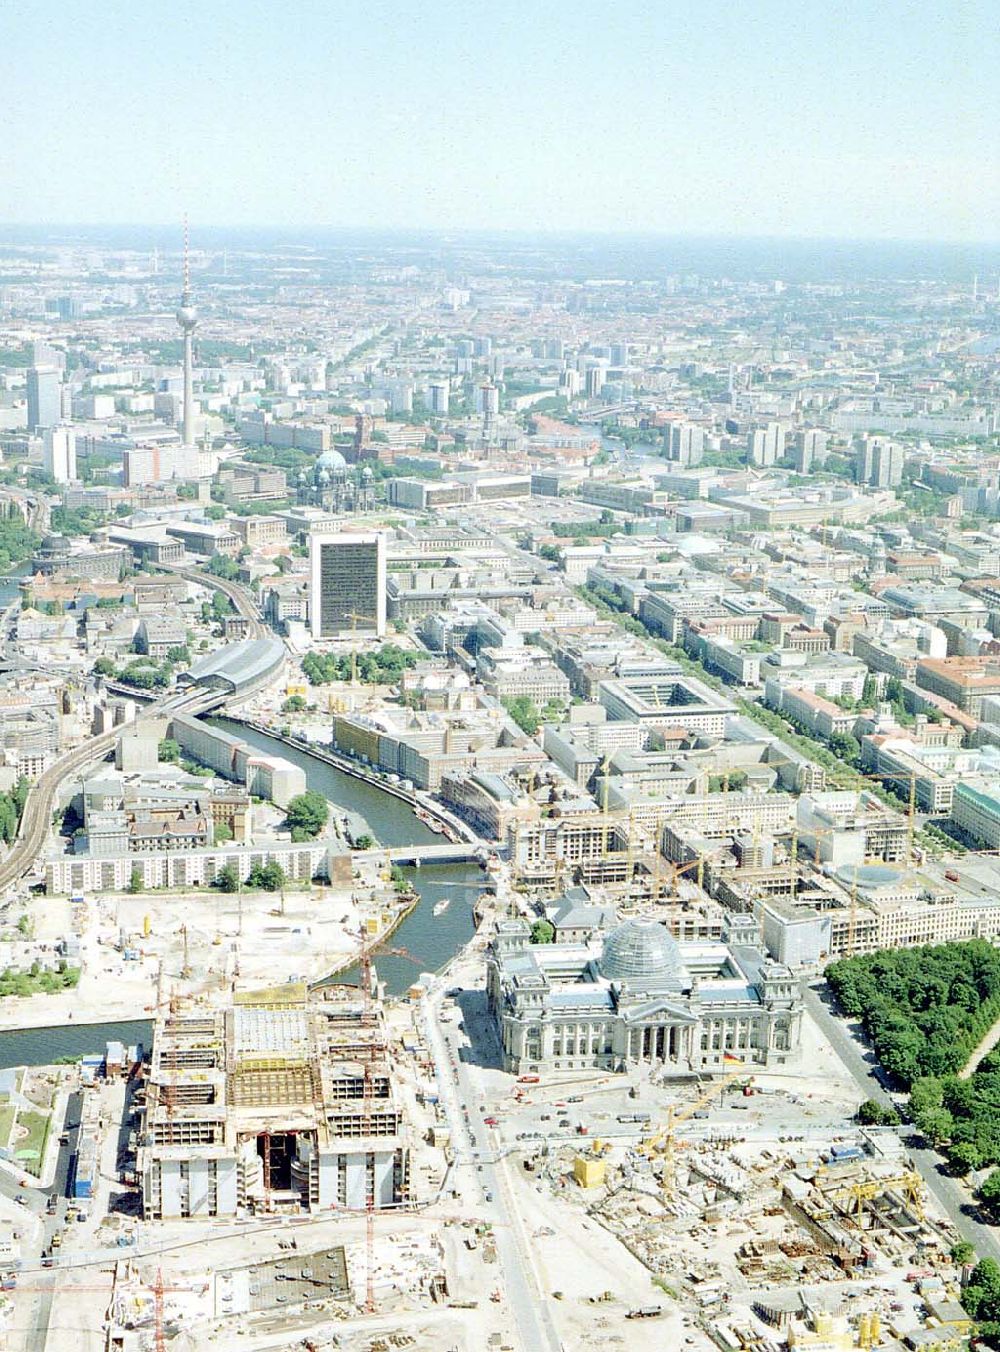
[176,301,198,332]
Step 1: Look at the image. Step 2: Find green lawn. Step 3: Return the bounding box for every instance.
[0,1104,15,1149]
[15,1110,50,1175]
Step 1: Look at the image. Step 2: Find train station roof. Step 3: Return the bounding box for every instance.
[179,638,284,694]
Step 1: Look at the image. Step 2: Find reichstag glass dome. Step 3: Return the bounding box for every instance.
[599,918,683,983]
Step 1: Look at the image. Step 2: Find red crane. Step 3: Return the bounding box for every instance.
[351,924,421,1315]
[5,1268,197,1352]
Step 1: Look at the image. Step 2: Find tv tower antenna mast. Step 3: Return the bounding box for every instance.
[176,214,198,446]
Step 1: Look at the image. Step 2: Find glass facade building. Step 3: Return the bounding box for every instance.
[309,532,386,639]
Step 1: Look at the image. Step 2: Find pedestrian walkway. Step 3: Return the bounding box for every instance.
[958,1008,1000,1080]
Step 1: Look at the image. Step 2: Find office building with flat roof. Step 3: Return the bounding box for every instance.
[27,365,61,433]
[597,668,737,738]
[309,532,386,639]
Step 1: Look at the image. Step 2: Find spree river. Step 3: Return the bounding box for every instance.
[215,719,483,996]
[0,719,483,1067]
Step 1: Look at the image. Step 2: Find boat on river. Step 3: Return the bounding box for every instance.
[432,898,450,917]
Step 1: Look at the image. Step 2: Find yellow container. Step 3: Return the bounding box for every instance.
[573,1155,606,1188]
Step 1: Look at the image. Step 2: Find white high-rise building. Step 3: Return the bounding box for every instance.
[428,382,449,415]
[309,532,386,640]
[794,429,829,473]
[476,382,500,417]
[27,365,61,434]
[855,435,904,487]
[747,422,785,467]
[585,365,605,399]
[873,438,904,488]
[478,381,500,437]
[122,442,199,487]
[43,424,76,484]
[665,423,704,467]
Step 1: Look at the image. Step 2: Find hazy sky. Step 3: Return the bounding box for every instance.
[4,0,998,240]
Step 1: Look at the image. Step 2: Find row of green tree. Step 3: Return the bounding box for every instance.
[908,1057,1000,1172]
[827,942,1000,1173]
[206,553,241,581]
[0,777,29,845]
[827,942,1000,1085]
[201,590,235,625]
[502,695,564,736]
[0,504,38,573]
[215,860,286,892]
[548,512,617,540]
[301,645,417,686]
[962,1256,1000,1346]
[50,505,109,537]
[93,655,176,689]
[284,790,328,841]
[0,959,79,998]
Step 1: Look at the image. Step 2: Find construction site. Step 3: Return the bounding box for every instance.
[0,840,416,1032]
[503,1067,974,1352]
[507,775,994,974]
[30,1226,457,1352]
[139,981,411,1220]
[5,966,509,1352]
[0,854,990,1352]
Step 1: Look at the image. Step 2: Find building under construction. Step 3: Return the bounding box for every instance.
[139,983,409,1220]
[782,1157,949,1267]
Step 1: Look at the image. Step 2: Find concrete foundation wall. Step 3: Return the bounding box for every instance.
[188,1157,210,1215]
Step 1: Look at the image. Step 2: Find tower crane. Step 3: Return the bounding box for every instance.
[344,611,381,687]
[599,755,612,870]
[347,924,422,1314]
[640,1067,751,1199]
[6,1266,202,1352]
[665,846,730,902]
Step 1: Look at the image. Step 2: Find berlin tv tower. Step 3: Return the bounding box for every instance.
[176,216,198,446]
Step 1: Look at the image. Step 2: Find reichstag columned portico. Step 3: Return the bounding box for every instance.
[486,916,802,1077]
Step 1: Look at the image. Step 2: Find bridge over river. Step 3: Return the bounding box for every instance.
[386,841,490,866]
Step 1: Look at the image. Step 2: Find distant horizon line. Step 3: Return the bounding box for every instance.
[0,223,999,249]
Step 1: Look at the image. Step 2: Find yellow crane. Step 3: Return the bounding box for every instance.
[669,853,710,897]
[846,869,860,957]
[640,1068,751,1198]
[344,610,380,686]
[661,839,734,915]
[624,808,638,901]
[823,1170,925,1225]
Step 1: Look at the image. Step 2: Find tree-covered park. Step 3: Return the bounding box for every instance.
[827,941,1000,1172]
